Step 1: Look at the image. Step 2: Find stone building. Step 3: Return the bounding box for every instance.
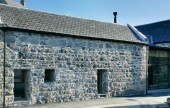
[0,3,149,108]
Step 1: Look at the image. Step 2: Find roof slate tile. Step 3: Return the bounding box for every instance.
[136,20,170,44]
[0,4,143,43]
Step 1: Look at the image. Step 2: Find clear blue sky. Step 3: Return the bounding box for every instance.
[17,0,170,26]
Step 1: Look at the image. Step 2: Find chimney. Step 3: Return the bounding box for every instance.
[113,12,117,23]
[20,0,26,7]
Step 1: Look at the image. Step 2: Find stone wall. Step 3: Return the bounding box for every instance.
[0,30,15,107]
[2,30,147,107]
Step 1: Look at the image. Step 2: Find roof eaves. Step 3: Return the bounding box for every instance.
[0,24,9,28]
[0,17,8,28]
[149,45,170,50]
[0,17,3,24]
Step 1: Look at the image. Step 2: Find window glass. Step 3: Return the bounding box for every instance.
[158,51,168,65]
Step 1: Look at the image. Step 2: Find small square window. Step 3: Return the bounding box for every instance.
[44,69,55,82]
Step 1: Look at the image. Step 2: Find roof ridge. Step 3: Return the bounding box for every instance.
[0,3,126,27]
[136,19,170,27]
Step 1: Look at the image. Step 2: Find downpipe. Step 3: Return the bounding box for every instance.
[2,29,6,108]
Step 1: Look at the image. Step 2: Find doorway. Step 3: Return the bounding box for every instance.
[97,69,108,94]
[14,69,29,100]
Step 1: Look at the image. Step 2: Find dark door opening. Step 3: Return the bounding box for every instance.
[97,69,108,94]
[97,70,104,93]
[14,69,28,100]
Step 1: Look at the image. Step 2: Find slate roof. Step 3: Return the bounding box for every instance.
[0,4,144,44]
[136,20,170,44]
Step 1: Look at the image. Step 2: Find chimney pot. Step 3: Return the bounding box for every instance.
[113,12,118,23]
[20,0,26,7]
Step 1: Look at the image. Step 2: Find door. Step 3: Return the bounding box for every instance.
[97,69,108,94]
[14,69,28,100]
[97,70,103,93]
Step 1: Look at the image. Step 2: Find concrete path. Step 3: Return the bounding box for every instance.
[16,90,170,108]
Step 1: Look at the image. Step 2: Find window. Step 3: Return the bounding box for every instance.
[44,69,55,82]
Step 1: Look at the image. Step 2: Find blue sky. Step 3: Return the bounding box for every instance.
[16,0,170,26]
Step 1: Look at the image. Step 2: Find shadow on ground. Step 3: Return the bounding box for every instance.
[105,104,167,108]
[147,92,170,97]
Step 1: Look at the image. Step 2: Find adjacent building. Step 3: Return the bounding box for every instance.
[136,20,170,90]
